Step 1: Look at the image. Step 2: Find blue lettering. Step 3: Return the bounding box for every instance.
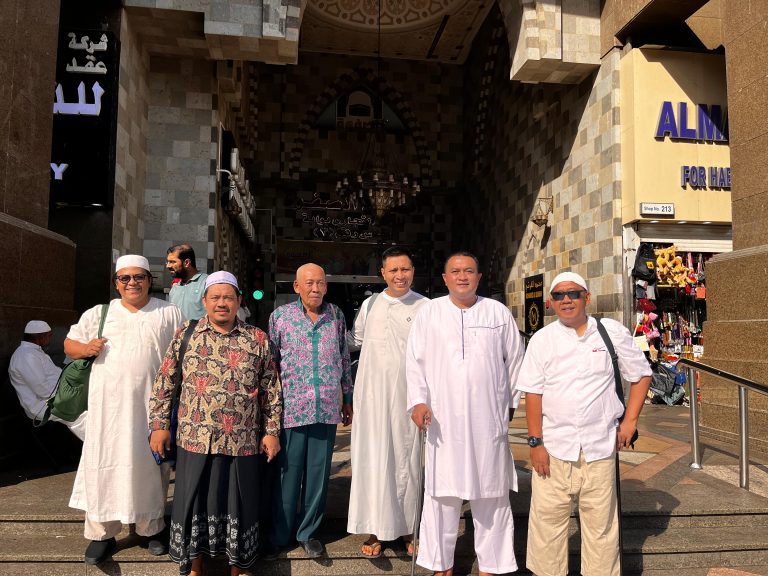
[726,167,731,188]
[679,103,697,140]
[698,104,727,142]
[698,166,706,186]
[681,166,691,188]
[709,166,718,187]
[656,101,678,139]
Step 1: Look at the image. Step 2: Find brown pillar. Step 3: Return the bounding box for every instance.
[700,3,768,452]
[0,0,77,457]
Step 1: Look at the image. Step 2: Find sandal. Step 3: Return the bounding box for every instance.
[361,538,382,558]
[403,536,418,557]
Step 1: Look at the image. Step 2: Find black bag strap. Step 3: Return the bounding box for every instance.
[595,317,638,448]
[171,319,199,404]
[595,317,624,405]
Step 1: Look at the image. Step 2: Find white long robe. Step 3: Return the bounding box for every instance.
[347,290,428,539]
[68,298,182,524]
[406,296,524,500]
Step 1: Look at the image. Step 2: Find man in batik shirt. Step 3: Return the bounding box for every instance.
[150,271,282,576]
[268,263,352,558]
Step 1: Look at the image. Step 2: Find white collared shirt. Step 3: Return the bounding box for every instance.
[517,316,651,462]
[8,341,61,419]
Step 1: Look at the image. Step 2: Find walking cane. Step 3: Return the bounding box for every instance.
[411,419,427,576]
[615,453,625,576]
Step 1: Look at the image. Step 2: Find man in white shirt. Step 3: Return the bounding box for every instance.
[406,252,524,576]
[517,271,652,576]
[8,320,86,440]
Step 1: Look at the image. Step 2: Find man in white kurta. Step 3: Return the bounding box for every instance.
[65,255,182,565]
[347,247,428,557]
[406,252,524,576]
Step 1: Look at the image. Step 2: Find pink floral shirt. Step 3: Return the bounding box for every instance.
[268,298,352,429]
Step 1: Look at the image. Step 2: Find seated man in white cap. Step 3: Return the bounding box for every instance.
[517,271,652,576]
[64,254,183,566]
[8,320,87,440]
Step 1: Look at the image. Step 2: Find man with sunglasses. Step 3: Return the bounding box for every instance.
[517,272,651,576]
[65,255,183,565]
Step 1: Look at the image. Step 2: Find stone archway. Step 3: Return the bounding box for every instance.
[286,66,432,185]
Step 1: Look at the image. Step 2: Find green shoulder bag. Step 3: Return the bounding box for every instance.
[36,304,109,425]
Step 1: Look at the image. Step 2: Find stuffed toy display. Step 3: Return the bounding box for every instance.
[654,246,696,288]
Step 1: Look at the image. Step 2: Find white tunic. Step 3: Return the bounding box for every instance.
[347,290,428,540]
[68,298,182,523]
[406,296,524,500]
[517,316,652,462]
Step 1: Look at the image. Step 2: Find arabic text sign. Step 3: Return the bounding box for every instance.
[50,29,119,207]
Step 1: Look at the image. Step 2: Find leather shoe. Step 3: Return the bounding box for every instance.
[84,537,116,565]
[261,542,282,561]
[140,533,168,556]
[299,538,323,558]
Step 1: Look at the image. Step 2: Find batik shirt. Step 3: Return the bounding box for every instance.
[268,298,352,429]
[149,316,282,456]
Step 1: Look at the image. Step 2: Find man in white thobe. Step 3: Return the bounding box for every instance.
[406,252,524,576]
[347,247,428,558]
[65,255,182,565]
[9,320,86,440]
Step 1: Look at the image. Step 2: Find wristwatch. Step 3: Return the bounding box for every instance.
[527,436,544,448]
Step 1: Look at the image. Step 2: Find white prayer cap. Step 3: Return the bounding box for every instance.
[550,271,588,293]
[205,271,239,292]
[24,320,52,334]
[115,254,150,272]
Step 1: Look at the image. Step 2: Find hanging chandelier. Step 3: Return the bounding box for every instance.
[335,0,420,219]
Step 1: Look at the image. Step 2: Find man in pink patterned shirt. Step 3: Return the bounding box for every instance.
[268,263,353,558]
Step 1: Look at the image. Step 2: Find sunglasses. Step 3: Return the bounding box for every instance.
[550,290,586,301]
[116,273,150,284]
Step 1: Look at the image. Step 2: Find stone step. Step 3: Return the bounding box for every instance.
[3,519,768,575]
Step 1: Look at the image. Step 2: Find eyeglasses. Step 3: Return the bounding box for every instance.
[116,273,150,284]
[551,290,586,301]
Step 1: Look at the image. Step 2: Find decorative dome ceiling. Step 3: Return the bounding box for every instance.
[301,0,494,63]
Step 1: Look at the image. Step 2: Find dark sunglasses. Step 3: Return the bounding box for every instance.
[551,290,586,301]
[116,273,149,284]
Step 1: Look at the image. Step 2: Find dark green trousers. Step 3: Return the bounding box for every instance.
[271,423,337,545]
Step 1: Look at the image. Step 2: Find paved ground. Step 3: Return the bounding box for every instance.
[4,400,768,575]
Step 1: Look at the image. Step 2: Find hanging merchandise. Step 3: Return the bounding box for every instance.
[633,242,658,282]
[654,245,695,288]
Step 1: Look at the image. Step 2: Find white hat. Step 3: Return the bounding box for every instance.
[205,271,239,292]
[116,254,150,272]
[550,271,588,293]
[24,320,52,334]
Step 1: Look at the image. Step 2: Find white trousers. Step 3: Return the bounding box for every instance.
[84,515,165,541]
[417,493,517,573]
[526,451,619,576]
[50,410,87,441]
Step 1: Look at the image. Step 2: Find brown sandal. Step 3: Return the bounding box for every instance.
[361,538,382,558]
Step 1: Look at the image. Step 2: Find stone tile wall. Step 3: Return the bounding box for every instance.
[142,56,218,291]
[112,10,151,258]
[460,11,624,326]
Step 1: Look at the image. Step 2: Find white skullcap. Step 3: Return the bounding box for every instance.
[115,254,150,272]
[24,320,52,334]
[550,271,588,293]
[205,271,239,292]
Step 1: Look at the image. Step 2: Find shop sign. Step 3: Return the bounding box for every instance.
[640,202,674,216]
[524,274,544,335]
[655,101,728,143]
[50,29,120,207]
